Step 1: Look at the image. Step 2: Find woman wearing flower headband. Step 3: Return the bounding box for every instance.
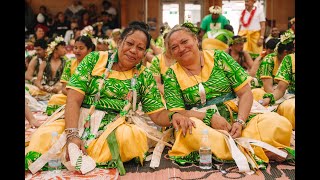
[45,35,96,115]
[252,30,295,101]
[257,30,295,129]
[26,21,195,175]
[96,37,109,51]
[259,52,295,129]
[33,36,67,96]
[238,0,266,59]
[163,25,293,170]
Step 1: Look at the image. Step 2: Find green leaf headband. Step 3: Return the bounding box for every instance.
[181,22,200,35]
[229,36,247,45]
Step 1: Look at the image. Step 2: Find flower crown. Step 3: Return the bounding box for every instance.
[46,36,65,55]
[80,25,94,38]
[274,29,295,54]
[96,37,110,45]
[209,6,222,14]
[280,30,295,45]
[229,36,247,45]
[92,22,103,27]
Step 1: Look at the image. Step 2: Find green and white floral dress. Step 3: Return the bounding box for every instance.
[26,51,165,174]
[164,49,293,167]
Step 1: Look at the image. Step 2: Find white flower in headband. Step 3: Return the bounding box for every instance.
[274,29,295,55]
[80,25,94,38]
[209,6,222,14]
[280,30,295,45]
[96,37,109,45]
[92,22,103,27]
[46,36,65,56]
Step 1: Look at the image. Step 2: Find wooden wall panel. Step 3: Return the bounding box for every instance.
[266,0,295,31]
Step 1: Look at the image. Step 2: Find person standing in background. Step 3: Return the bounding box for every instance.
[238,0,266,59]
[199,5,230,40]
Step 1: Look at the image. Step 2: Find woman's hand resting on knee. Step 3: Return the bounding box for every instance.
[210,114,231,132]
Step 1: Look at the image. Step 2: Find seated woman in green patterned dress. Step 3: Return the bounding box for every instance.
[251,30,294,100]
[163,25,294,169]
[45,35,95,115]
[25,21,195,175]
[201,26,233,50]
[259,52,295,129]
[149,28,175,96]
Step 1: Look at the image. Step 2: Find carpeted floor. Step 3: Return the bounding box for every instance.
[25,112,295,180]
[119,147,295,180]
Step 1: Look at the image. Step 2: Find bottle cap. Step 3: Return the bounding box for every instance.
[51,131,58,137]
[202,129,208,135]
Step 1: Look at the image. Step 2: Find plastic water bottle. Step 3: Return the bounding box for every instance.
[199,129,212,169]
[48,131,61,175]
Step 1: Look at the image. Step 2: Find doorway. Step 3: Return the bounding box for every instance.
[161,0,203,28]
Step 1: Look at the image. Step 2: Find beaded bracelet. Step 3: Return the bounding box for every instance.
[203,108,217,127]
[66,132,81,141]
[263,93,275,105]
[65,128,79,134]
[234,118,246,128]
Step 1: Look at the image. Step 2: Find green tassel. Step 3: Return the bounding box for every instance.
[284,147,295,159]
[107,131,126,175]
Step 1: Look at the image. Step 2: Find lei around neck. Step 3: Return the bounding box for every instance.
[240,7,257,27]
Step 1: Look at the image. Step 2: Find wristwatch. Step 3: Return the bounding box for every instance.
[234,118,246,128]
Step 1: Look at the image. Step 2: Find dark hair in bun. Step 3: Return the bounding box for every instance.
[120,21,151,49]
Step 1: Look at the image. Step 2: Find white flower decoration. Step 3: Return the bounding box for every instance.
[280,30,295,45]
[209,6,222,14]
[81,25,94,37]
[97,37,109,45]
[46,36,65,56]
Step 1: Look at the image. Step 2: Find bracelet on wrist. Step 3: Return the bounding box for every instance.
[263,93,275,105]
[234,118,246,128]
[168,111,178,124]
[65,128,79,134]
[67,134,81,141]
[203,108,217,127]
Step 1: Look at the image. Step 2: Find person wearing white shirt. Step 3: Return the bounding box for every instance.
[238,0,266,58]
